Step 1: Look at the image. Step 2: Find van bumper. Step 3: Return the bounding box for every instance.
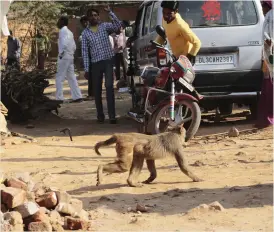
[194,70,263,94]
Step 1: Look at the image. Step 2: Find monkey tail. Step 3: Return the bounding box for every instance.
[94,136,117,156]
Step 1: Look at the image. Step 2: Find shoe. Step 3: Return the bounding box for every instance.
[97,118,105,124]
[71,98,83,103]
[110,119,117,124]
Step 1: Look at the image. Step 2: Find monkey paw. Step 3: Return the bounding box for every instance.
[127,180,143,187]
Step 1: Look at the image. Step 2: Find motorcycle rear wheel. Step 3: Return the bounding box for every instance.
[150,100,201,141]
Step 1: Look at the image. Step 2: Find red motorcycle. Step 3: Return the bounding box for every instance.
[127,25,202,141]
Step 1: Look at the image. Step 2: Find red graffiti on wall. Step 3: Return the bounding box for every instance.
[201,0,221,21]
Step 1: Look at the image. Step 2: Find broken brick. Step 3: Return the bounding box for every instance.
[28,221,52,232]
[1,187,26,209]
[15,201,40,218]
[6,178,28,191]
[36,192,58,209]
[64,216,88,230]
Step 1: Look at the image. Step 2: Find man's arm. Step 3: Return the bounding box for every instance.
[59,30,70,58]
[178,20,201,56]
[81,32,90,73]
[104,11,122,34]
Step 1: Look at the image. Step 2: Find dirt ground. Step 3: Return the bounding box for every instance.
[1,80,273,231]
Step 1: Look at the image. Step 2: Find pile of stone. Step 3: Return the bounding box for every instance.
[1,173,92,231]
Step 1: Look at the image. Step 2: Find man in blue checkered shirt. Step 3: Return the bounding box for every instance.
[82,6,121,124]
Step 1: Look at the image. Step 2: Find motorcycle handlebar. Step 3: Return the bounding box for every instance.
[150,40,176,63]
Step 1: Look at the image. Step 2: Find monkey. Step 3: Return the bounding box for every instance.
[127,125,203,187]
[94,124,202,187]
[94,132,152,186]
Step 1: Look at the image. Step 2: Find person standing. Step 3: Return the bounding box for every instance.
[80,16,94,99]
[154,0,201,65]
[113,23,127,81]
[56,16,82,102]
[35,28,51,70]
[6,30,21,70]
[81,6,122,124]
[256,0,273,128]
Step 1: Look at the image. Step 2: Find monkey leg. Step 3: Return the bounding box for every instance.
[142,160,157,184]
[127,153,145,187]
[175,150,203,182]
[96,162,129,186]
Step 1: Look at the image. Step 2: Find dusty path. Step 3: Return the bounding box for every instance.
[1,80,273,231]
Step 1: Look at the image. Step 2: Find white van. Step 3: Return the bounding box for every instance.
[129,0,265,115]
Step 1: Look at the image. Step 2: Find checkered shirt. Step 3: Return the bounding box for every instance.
[81,12,121,72]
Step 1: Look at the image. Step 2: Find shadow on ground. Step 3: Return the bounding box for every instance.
[68,183,273,215]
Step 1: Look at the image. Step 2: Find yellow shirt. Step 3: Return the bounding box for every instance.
[90,25,98,33]
[155,13,201,57]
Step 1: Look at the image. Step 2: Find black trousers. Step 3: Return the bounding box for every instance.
[88,65,93,97]
[7,58,20,70]
[92,59,116,120]
[114,53,126,81]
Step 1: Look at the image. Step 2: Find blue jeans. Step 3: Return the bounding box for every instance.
[91,59,116,120]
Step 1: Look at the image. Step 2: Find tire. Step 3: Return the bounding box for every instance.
[150,100,201,141]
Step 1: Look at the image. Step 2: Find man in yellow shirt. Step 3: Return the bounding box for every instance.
[154,0,201,65]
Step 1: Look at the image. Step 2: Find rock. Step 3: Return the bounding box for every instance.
[197,204,209,210]
[235,151,246,156]
[228,127,240,137]
[136,203,148,213]
[190,160,205,167]
[28,221,52,232]
[55,191,71,204]
[1,187,26,209]
[127,207,133,212]
[36,192,58,209]
[15,201,40,218]
[6,177,28,191]
[55,198,83,216]
[130,217,138,224]
[75,209,89,221]
[49,210,62,224]
[4,211,23,225]
[69,198,83,214]
[51,223,64,231]
[64,216,88,230]
[208,201,225,211]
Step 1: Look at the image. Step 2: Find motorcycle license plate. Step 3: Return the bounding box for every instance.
[179,77,194,92]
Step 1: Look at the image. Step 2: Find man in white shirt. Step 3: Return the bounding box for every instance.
[113,24,127,81]
[56,16,82,102]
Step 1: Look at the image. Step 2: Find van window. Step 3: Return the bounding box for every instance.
[142,3,153,35]
[179,0,258,27]
[150,1,161,32]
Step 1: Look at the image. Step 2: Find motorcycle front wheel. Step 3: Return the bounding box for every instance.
[150,100,201,141]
